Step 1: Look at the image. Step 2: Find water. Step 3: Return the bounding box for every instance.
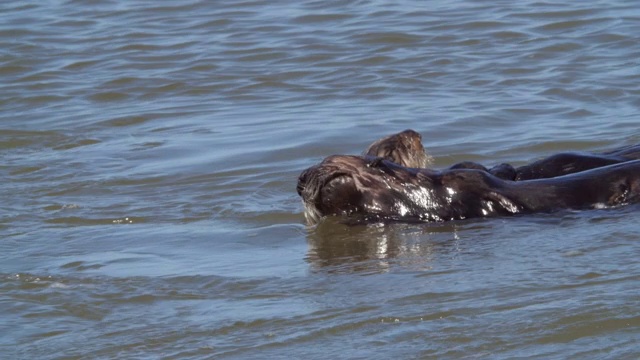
[2,0,639,358]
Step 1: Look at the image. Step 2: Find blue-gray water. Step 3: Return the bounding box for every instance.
[2,1,640,359]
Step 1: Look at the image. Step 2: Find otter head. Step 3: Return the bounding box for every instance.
[364,129,432,168]
[297,155,439,224]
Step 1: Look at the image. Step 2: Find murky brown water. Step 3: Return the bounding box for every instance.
[2,1,640,359]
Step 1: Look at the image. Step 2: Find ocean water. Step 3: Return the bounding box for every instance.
[2,0,639,358]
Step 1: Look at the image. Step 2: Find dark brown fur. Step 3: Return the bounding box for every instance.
[513,149,640,180]
[449,146,640,180]
[297,155,640,224]
[298,129,640,224]
[366,129,640,181]
[363,129,432,168]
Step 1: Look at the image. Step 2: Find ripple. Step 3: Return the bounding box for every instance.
[535,18,613,33]
[351,32,423,45]
[511,8,599,20]
[100,115,152,127]
[89,92,129,102]
[44,216,144,226]
[3,0,640,358]
[0,64,32,75]
[292,13,355,24]
[0,129,64,150]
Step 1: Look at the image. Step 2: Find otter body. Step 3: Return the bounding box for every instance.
[513,149,640,180]
[297,129,640,224]
[363,129,640,181]
[297,155,640,224]
[451,146,640,181]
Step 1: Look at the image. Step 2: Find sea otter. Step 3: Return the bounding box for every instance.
[451,151,640,181]
[446,143,640,180]
[512,145,640,180]
[298,130,640,224]
[365,129,640,180]
[297,155,640,224]
[363,129,433,168]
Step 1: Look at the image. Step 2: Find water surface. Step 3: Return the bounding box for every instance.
[2,0,639,358]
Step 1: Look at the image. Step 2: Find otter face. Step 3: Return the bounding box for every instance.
[297,170,356,223]
[363,129,432,168]
[297,155,441,224]
[297,156,369,224]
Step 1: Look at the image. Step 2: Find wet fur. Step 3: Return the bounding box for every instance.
[298,155,640,224]
[298,130,640,224]
[363,129,432,168]
[452,146,640,180]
